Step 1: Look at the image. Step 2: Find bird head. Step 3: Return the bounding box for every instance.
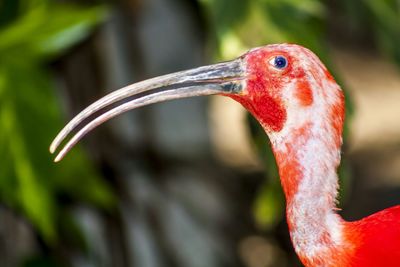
[228,44,344,146]
[50,44,344,161]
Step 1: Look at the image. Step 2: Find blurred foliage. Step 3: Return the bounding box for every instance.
[0,0,399,266]
[0,0,114,245]
[342,0,400,65]
[369,1,400,62]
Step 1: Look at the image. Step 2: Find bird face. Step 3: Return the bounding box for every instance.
[50,44,342,161]
[232,44,337,135]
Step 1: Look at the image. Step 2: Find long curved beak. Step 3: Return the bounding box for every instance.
[50,58,245,162]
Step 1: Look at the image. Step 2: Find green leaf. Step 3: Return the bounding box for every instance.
[0,74,56,240]
[0,3,107,58]
[199,0,250,37]
[253,180,284,230]
[32,4,108,57]
[258,0,326,52]
[363,0,400,64]
[0,0,20,28]
[0,2,113,244]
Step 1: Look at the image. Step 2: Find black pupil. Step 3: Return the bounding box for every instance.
[274,56,287,69]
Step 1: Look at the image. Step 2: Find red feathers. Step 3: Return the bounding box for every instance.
[345,205,400,266]
[296,80,313,106]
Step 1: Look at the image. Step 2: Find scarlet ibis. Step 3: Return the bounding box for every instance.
[50,44,400,266]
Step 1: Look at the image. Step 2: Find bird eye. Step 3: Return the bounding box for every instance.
[269,56,288,70]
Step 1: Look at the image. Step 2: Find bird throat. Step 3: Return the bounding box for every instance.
[266,84,346,263]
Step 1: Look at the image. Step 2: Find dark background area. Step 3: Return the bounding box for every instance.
[1,0,400,266]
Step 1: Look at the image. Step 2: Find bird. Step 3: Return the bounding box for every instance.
[50,44,400,267]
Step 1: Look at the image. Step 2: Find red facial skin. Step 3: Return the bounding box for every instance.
[229,46,315,203]
[228,48,293,132]
[296,80,313,106]
[225,45,400,267]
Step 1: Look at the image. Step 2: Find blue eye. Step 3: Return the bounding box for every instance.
[270,56,288,69]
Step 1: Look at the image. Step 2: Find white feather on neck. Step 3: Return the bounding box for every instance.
[268,70,345,261]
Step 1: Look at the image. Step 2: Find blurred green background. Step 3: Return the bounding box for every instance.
[1,0,400,266]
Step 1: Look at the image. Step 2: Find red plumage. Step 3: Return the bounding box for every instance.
[345,205,400,266]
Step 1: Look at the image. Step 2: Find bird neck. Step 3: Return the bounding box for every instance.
[267,85,346,263]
